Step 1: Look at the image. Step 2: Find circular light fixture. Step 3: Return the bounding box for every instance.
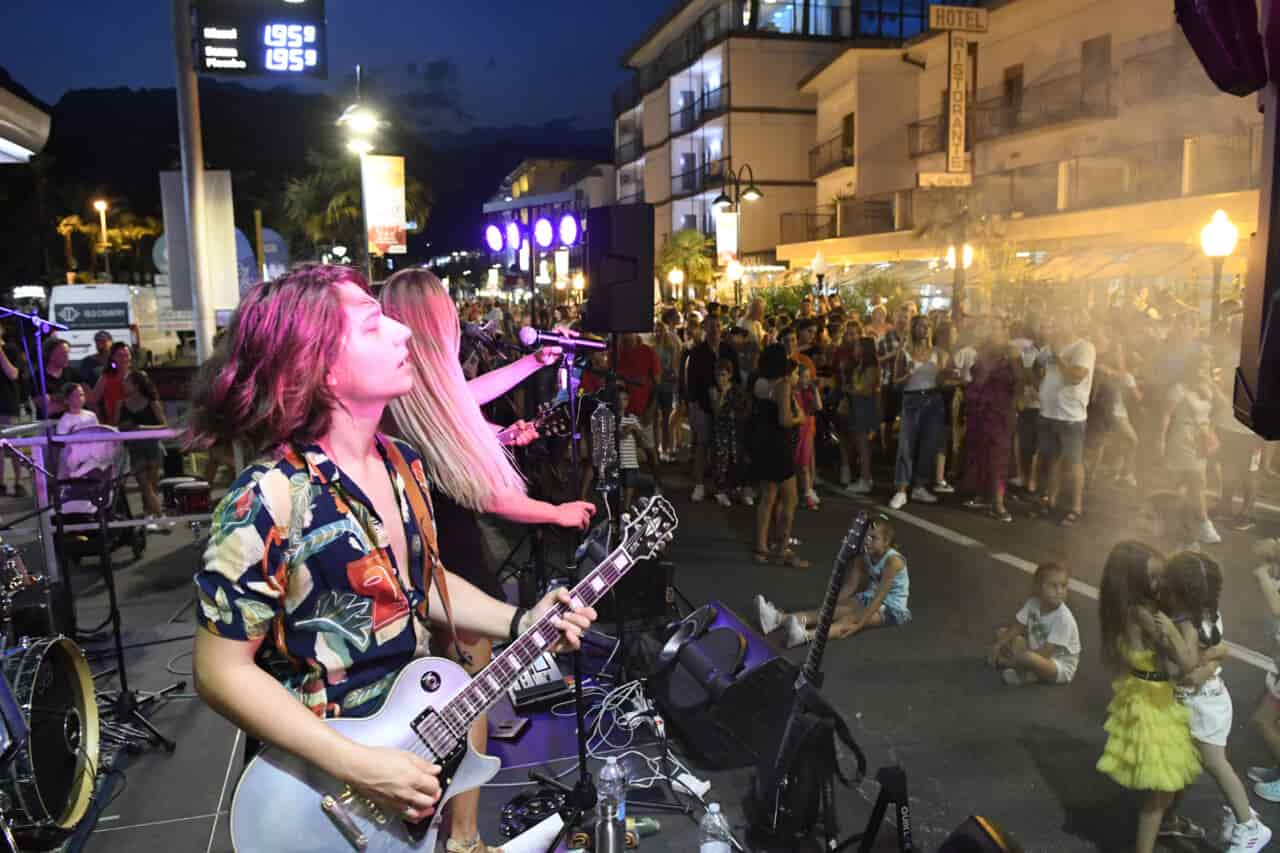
[93,199,108,213]
[741,183,763,202]
[711,192,733,210]
[484,225,504,253]
[533,218,554,249]
[505,222,521,252]
[1201,209,1239,259]
[558,214,579,246]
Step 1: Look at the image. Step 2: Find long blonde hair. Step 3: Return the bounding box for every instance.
[379,270,525,510]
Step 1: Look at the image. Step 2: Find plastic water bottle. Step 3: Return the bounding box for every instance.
[699,802,731,853]
[598,755,628,822]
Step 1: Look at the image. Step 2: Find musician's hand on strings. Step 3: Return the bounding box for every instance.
[526,587,596,652]
[343,744,440,822]
[533,346,563,367]
[552,500,596,530]
[507,419,539,446]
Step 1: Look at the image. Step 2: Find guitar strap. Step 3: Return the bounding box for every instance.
[382,438,466,663]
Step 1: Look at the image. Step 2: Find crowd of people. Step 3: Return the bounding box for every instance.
[461,283,1268,562]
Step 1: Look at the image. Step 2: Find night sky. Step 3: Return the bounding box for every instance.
[0,0,674,130]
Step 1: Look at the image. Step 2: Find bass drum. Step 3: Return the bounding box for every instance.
[1,637,99,850]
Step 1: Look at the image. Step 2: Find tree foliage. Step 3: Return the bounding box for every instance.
[656,229,715,302]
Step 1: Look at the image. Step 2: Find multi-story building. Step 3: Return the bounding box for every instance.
[776,0,1260,294]
[612,1,975,268]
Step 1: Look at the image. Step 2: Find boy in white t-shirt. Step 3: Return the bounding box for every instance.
[988,562,1081,685]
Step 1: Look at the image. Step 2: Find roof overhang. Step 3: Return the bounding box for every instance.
[0,85,50,164]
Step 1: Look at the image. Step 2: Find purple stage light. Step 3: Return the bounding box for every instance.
[558,213,579,246]
[484,224,503,253]
[533,217,554,249]
[505,222,521,252]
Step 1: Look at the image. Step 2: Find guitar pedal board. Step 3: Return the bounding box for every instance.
[507,651,574,710]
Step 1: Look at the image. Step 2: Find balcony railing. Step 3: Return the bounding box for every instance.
[670,157,729,198]
[670,84,732,136]
[779,196,896,244]
[908,114,946,158]
[1120,39,1221,106]
[971,72,1115,143]
[809,133,854,179]
[615,138,644,165]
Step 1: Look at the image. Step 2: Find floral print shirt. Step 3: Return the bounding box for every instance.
[194,436,436,719]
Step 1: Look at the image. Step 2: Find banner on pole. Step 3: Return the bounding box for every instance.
[947,33,968,173]
[714,209,739,265]
[361,155,407,255]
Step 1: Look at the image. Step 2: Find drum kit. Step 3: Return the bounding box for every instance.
[0,546,99,852]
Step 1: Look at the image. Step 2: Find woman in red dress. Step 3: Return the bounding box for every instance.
[962,319,1019,522]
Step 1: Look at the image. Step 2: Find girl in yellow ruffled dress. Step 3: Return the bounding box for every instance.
[1096,541,1202,853]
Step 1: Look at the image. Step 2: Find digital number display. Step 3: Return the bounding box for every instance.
[196,0,327,79]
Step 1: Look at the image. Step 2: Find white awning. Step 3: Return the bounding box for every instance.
[0,86,50,164]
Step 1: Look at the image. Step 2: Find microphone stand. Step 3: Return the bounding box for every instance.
[0,307,68,422]
[543,345,599,853]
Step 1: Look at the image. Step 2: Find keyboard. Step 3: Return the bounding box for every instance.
[508,651,574,710]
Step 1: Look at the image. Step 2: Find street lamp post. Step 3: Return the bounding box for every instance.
[712,163,763,304]
[1201,209,1239,327]
[946,242,973,321]
[667,267,685,308]
[93,199,111,280]
[812,250,828,297]
[727,259,745,306]
[337,65,382,282]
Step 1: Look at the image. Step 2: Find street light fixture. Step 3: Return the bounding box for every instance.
[93,199,111,280]
[946,243,974,270]
[1201,209,1239,326]
[712,163,763,211]
[667,267,685,305]
[812,251,828,296]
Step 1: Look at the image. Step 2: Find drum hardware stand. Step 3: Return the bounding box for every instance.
[0,438,72,637]
[85,475,179,754]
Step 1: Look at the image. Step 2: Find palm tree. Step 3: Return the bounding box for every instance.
[656,228,715,305]
[283,151,432,273]
[56,215,88,280]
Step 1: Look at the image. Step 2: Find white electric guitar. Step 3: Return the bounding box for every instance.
[229,496,678,853]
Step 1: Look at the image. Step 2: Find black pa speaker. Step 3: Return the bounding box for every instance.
[593,557,674,625]
[581,204,654,334]
[647,603,798,770]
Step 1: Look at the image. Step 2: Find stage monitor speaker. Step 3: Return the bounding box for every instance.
[939,816,1022,852]
[581,204,654,334]
[647,601,797,770]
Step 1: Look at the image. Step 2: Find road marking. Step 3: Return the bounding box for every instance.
[880,506,985,548]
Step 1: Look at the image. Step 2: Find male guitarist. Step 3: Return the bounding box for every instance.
[188,264,596,826]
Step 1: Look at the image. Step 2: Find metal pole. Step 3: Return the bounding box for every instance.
[358,153,375,283]
[254,208,266,281]
[98,207,112,281]
[173,0,216,363]
[1212,256,1224,328]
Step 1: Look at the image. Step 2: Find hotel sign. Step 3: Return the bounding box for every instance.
[918,171,972,188]
[929,5,989,33]
[947,33,968,173]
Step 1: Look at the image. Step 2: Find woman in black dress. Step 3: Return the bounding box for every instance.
[750,343,808,568]
[380,270,594,853]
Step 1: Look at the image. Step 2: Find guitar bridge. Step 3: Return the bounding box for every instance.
[321,793,369,851]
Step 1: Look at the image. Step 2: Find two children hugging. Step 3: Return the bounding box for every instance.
[1094,542,1267,852]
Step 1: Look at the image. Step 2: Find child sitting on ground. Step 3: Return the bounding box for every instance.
[988,562,1081,686]
[755,515,908,648]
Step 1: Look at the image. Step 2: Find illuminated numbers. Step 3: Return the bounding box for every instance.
[261,22,319,72]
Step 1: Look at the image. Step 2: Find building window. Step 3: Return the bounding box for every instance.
[757,0,798,34]
[841,112,855,157]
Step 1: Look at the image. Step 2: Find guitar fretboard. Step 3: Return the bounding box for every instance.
[412,537,641,755]
[801,515,867,684]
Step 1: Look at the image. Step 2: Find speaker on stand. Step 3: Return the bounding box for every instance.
[581,204,655,335]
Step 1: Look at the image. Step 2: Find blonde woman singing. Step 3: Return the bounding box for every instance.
[380,270,595,853]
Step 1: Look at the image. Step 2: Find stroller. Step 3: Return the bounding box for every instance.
[53,424,146,570]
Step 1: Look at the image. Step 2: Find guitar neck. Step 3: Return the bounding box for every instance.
[429,545,636,738]
[801,556,849,683]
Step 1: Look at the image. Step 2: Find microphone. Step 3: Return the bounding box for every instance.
[517,326,607,351]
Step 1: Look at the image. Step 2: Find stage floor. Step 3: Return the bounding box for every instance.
[19,475,1278,852]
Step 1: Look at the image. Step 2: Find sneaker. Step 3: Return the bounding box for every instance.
[839,465,852,487]
[755,595,784,634]
[1001,668,1033,687]
[1254,776,1280,803]
[910,486,938,504]
[1008,476,1025,488]
[962,498,990,510]
[1221,808,1264,847]
[804,494,820,510]
[714,492,732,507]
[1227,816,1272,852]
[849,479,873,495]
[933,480,956,494]
[1248,766,1280,784]
[739,491,755,507]
[1233,516,1258,532]
[1198,518,1222,545]
[691,485,706,502]
[1159,816,1207,840]
[889,491,907,510]
[783,615,809,649]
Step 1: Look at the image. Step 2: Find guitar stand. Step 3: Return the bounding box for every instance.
[831,765,914,853]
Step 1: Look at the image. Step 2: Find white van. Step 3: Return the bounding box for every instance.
[47,284,181,365]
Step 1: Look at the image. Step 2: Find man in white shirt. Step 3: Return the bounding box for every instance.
[1035,314,1095,526]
